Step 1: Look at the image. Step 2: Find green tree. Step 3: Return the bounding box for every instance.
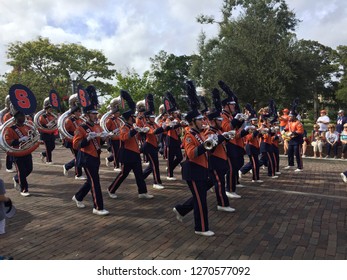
[289,40,339,120]
[195,0,300,109]
[98,69,157,114]
[2,37,116,111]
[150,50,196,112]
[336,45,347,106]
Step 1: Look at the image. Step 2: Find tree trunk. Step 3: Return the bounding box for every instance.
[313,91,319,121]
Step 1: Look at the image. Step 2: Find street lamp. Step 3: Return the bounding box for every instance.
[70,72,78,95]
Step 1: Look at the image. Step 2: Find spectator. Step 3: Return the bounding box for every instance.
[325,124,339,158]
[0,179,15,235]
[302,129,309,157]
[340,124,347,159]
[336,110,347,134]
[316,110,330,136]
[310,124,324,158]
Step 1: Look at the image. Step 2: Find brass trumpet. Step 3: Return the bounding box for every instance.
[203,134,218,150]
[222,130,236,140]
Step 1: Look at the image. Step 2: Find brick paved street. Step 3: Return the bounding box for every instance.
[0,146,346,260]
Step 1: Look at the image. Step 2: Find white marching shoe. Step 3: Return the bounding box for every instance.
[138,193,154,199]
[12,177,19,190]
[173,207,184,222]
[107,190,118,199]
[63,165,69,176]
[340,173,347,183]
[226,192,241,199]
[20,192,30,197]
[294,168,303,172]
[153,184,165,189]
[252,180,263,183]
[166,176,177,181]
[72,195,85,208]
[92,208,109,216]
[217,206,235,212]
[195,230,215,237]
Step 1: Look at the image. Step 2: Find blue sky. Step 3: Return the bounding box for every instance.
[0,0,346,77]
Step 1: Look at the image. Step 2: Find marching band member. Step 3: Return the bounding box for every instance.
[258,100,279,179]
[155,105,168,157]
[107,90,154,199]
[173,80,214,237]
[39,98,57,164]
[283,104,304,172]
[4,109,35,196]
[72,99,109,215]
[104,104,122,172]
[62,105,86,180]
[239,104,263,183]
[164,92,183,180]
[271,121,281,175]
[135,100,148,165]
[259,117,278,178]
[219,80,244,199]
[205,88,235,212]
[142,94,166,189]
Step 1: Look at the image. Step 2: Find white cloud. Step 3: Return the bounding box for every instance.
[0,0,346,80]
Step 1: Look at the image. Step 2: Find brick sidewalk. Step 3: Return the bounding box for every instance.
[0,146,346,260]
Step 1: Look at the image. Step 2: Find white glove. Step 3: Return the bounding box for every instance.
[113,128,120,135]
[87,132,97,141]
[234,113,243,120]
[141,127,150,133]
[161,123,167,129]
[134,126,142,133]
[19,136,30,142]
[100,131,110,138]
[244,125,255,131]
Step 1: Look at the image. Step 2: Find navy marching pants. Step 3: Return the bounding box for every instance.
[13,154,33,193]
[174,180,209,232]
[143,144,162,184]
[108,160,148,194]
[74,154,104,210]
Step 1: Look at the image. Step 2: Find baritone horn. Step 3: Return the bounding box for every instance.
[0,117,40,156]
[34,97,58,134]
[100,96,124,135]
